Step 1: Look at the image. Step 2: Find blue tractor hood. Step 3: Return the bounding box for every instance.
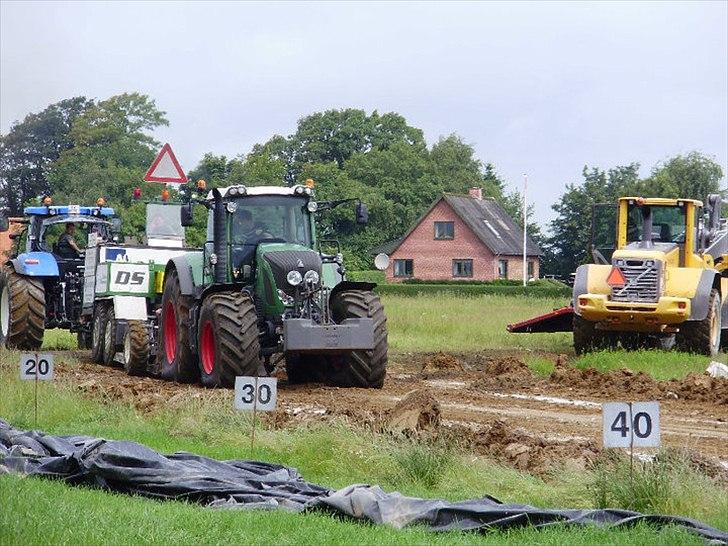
[12,252,60,277]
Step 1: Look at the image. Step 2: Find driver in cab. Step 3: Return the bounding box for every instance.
[232,210,272,267]
[57,223,83,258]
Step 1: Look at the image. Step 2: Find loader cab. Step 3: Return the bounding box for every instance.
[146,203,185,248]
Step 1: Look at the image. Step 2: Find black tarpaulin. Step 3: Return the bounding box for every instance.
[1,420,725,543]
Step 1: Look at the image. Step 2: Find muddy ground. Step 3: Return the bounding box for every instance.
[57,350,728,479]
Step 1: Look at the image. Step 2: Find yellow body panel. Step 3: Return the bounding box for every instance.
[154,271,165,294]
[577,294,690,332]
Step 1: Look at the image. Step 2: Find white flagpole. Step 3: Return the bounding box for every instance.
[523,174,528,287]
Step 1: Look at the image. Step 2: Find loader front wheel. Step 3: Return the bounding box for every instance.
[676,289,721,356]
[0,266,45,350]
[198,292,261,388]
[123,321,150,376]
[573,315,608,355]
[324,290,388,388]
[159,268,198,383]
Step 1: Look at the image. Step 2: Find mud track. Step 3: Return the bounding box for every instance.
[57,350,728,475]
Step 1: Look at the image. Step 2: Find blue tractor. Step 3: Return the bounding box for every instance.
[0,203,119,349]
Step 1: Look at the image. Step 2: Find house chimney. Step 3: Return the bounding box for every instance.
[469,187,482,200]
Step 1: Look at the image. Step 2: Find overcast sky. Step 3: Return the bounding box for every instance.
[1,1,726,226]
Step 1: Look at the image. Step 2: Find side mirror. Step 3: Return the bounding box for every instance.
[181,204,194,227]
[356,202,369,225]
[0,216,8,233]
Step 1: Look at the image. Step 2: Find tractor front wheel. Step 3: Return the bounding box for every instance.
[159,268,198,383]
[0,266,45,350]
[676,289,721,356]
[102,306,117,366]
[123,321,150,376]
[323,290,388,388]
[197,292,261,388]
[91,304,107,363]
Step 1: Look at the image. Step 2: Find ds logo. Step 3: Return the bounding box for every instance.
[115,271,145,285]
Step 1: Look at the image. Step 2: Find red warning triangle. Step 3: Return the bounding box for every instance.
[144,143,188,184]
[606,266,627,287]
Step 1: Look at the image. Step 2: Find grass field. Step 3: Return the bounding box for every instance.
[1,294,726,544]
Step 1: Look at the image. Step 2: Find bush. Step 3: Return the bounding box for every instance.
[389,440,453,488]
[347,270,386,283]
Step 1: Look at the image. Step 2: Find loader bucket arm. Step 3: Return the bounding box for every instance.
[507,306,574,333]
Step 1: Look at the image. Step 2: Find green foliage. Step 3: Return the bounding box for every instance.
[573,350,710,381]
[347,270,386,283]
[390,440,453,488]
[0,97,91,214]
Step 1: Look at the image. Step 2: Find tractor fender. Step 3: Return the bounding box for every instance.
[330,281,377,302]
[689,270,721,321]
[9,252,59,277]
[572,265,589,316]
[165,257,195,296]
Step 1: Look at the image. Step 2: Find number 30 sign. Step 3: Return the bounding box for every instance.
[234,376,277,412]
[602,401,660,448]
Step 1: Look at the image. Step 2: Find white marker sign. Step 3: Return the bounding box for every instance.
[234,376,277,412]
[603,401,660,448]
[20,353,54,381]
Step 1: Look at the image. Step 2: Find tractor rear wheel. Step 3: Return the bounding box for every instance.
[197,292,261,388]
[159,268,198,383]
[91,304,107,363]
[676,289,721,356]
[102,306,117,366]
[324,290,387,388]
[123,320,149,376]
[0,266,45,349]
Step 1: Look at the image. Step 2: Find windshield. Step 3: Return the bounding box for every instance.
[627,204,686,244]
[228,195,311,247]
[36,217,112,252]
[146,203,184,240]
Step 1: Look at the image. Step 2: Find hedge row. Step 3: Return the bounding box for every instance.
[374,283,572,298]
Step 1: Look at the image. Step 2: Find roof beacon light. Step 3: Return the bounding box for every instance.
[305,178,315,189]
[96,197,106,207]
[42,196,53,206]
[133,187,142,200]
[161,189,170,202]
[196,179,207,191]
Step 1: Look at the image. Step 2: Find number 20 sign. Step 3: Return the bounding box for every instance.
[602,401,660,448]
[20,353,54,381]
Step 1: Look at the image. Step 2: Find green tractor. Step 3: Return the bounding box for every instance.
[156,183,388,388]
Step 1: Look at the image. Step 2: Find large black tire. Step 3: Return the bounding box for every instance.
[0,265,45,349]
[102,306,117,366]
[676,289,721,356]
[123,320,150,376]
[323,290,388,388]
[573,315,613,355]
[197,292,261,388]
[91,304,107,364]
[158,268,198,383]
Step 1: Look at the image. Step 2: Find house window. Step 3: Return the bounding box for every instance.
[452,259,473,278]
[498,259,508,279]
[434,221,454,240]
[527,260,535,279]
[393,259,413,278]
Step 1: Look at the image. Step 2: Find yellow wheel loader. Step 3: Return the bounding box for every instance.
[508,194,728,356]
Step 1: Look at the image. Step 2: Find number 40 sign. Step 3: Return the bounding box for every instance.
[603,401,660,448]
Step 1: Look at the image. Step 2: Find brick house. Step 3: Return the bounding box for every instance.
[380,188,542,282]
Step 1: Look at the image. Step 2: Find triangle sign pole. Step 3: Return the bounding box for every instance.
[144,143,188,184]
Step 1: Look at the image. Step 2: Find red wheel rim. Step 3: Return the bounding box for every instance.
[164,302,177,363]
[200,321,215,375]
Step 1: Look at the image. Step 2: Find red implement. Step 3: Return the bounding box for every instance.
[507,306,574,333]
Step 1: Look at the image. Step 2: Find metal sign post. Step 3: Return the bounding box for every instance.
[20,353,54,428]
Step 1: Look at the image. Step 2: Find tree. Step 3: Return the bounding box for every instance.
[0,97,91,214]
[636,152,724,200]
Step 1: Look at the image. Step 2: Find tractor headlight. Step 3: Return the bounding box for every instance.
[294,186,304,195]
[307,201,318,212]
[226,201,238,213]
[304,270,320,285]
[287,270,303,286]
[228,187,239,196]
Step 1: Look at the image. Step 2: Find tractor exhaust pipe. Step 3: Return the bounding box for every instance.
[212,188,228,283]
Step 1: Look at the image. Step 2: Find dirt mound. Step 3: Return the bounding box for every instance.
[549,366,662,399]
[469,357,536,390]
[469,419,599,476]
[665,373,728,405]
[422,353,463,372]
[384,389,441,436]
